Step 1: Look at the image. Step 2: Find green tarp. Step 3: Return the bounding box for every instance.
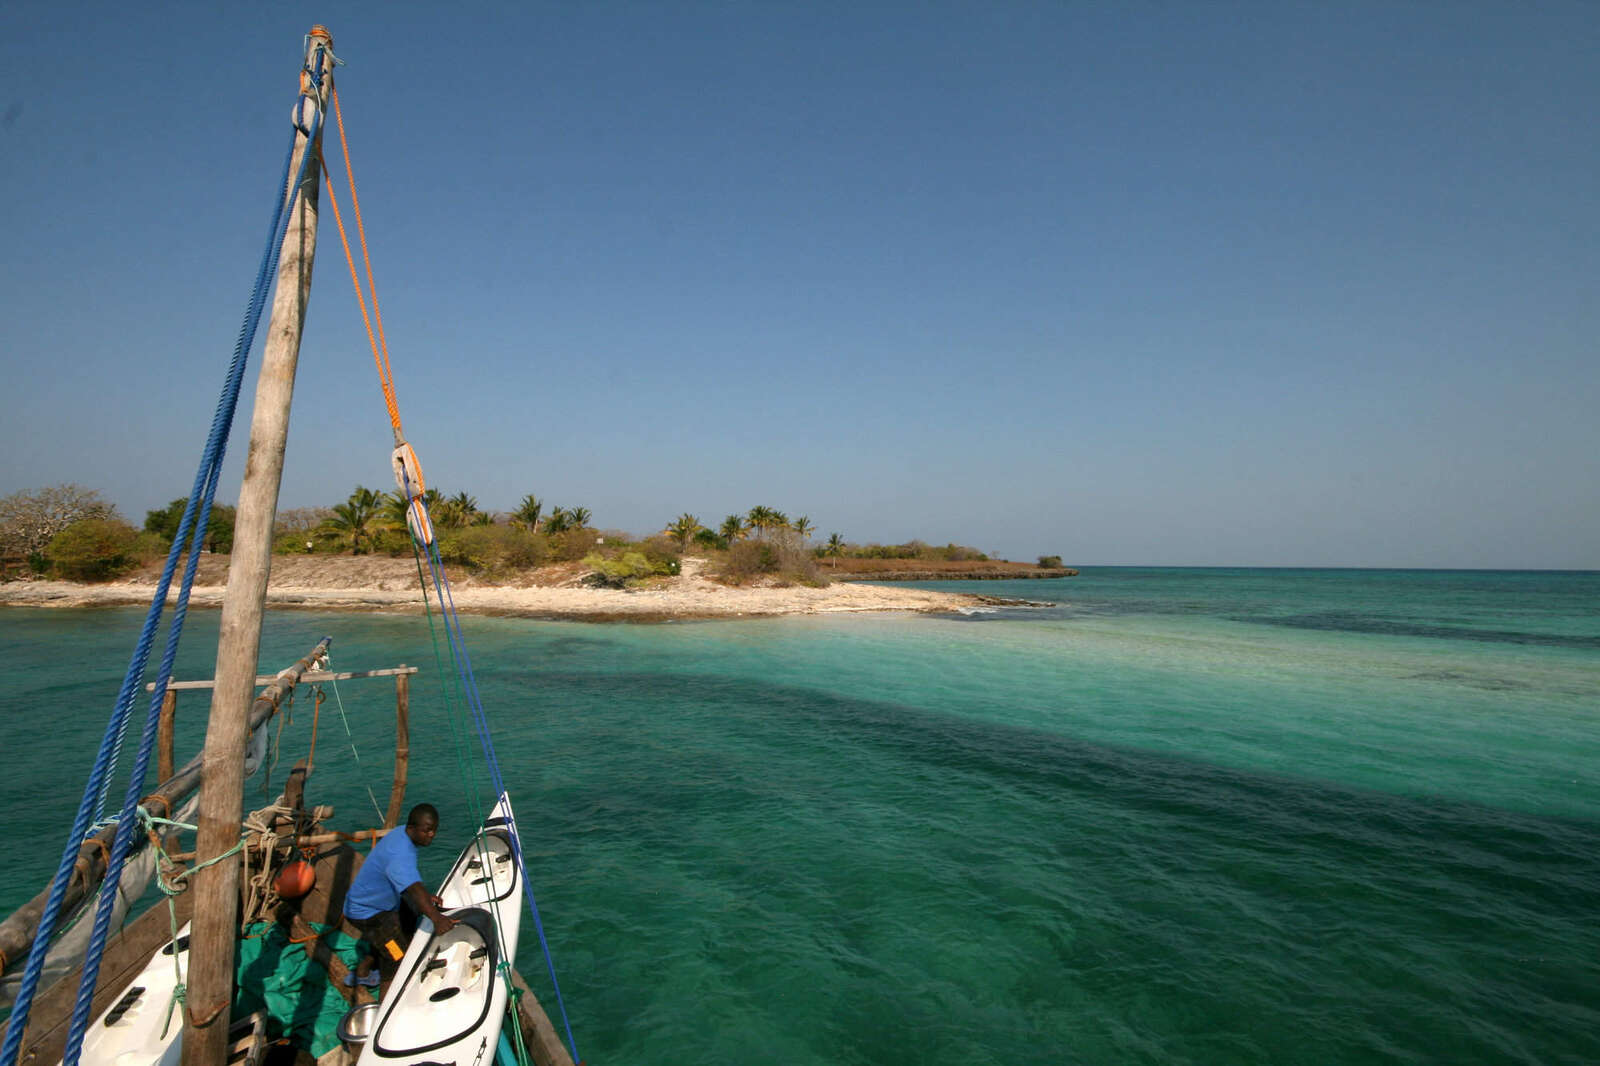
[233,921,366,1057]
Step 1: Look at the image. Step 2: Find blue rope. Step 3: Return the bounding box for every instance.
[409,517,582,1064]
[1,53,326,1066]
[63,85,330,1066]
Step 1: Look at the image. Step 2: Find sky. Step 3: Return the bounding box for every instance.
[0,2,1595,568]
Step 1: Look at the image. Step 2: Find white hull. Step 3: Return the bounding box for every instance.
[360,794,523,1066]
[71,923,189,1066]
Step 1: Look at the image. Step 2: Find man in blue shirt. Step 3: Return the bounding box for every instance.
[343,803,457,987]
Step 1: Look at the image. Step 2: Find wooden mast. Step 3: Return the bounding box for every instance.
[181,28,334,1066]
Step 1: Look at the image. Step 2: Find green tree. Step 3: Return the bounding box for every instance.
[46,517,139,580]
[793,515,814,540]
[512,495,543,531]
[2,484,116,561]
[382,491,413,528]
[144,498,189,539]
[143,498,234,552]
[746,506,781,538]
[542,508,571,535]
[567,506,592,529]
[432,490,479,531]
[719,514,746,545]
[824,533,845,569]
[667,513,702,549]
[319,486,384,553]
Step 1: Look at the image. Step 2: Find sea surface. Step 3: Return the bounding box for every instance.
[2,568,1597,1064]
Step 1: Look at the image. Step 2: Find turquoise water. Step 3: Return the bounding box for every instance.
[2,568,1597,1063]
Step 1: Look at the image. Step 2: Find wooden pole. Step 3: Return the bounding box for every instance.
[157,689,177,784]
[182,29,334,1066]
[384,668,410,829]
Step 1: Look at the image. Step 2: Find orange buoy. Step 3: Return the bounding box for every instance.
[274,858,316,900]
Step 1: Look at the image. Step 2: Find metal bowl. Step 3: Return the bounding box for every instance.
[337,1002,380,1049]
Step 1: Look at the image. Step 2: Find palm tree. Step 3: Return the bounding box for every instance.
[747,505,781,538]
[825,533,845,569]
[383,491,411,528]
[512,494,543,531]
[320,486,383,553]
[451,492,480,520]
[471,510,496,526]
[668,513,701,549]
[793,515,814,539]
[434,498,464,530]
[567,506,591,529]
[543,507,571,535]
[719,514,746,545]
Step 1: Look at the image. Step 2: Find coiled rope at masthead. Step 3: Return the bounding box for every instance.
[320,82,582,1066]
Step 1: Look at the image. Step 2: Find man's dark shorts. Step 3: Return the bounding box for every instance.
[347,909,408,983]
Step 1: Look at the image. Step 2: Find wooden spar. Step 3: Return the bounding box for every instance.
[144,666,419,691]
[385,669,411,829]
[0,657,314,981]
[182,28,334,1066]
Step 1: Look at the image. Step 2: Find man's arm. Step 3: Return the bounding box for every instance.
[404,881,456,933]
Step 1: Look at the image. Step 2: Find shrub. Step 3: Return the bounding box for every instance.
[45,518,140,580]
[714,530,824,587]
[1038,555,1063,569]
[130,531,169,566]
[583,551,656,588]
[437,525,548,575]
[844,540,988,562]
[372,527,417,556]
[275,530,320,554]
[636,535,682,576]
[550,527,600,563]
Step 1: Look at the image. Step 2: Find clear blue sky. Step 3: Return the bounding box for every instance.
[1,2,1594,568]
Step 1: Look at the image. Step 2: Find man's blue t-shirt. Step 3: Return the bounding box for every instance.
[345,827,423,919]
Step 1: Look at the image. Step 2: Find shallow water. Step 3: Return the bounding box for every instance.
[2,568,1597,1063]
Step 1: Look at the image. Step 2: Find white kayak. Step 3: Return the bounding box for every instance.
[73,923,190,1066]
[360,794,523,1066]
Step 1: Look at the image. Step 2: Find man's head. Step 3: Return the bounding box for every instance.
[405,803,440,847]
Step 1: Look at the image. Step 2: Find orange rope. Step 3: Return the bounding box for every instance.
[322,83,404,437]
[321,165,398,435]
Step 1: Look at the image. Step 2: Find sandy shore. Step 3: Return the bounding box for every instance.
[0,556,1016,622]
